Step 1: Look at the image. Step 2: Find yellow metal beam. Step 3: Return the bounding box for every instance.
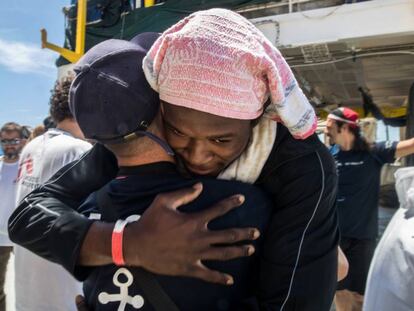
[75,0,87,56]
[379,107,407,118]
[41,29,79,63]
[40,0,87,63]
[144,0,155,7]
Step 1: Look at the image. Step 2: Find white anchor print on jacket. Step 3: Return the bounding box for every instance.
[98,267,145,311]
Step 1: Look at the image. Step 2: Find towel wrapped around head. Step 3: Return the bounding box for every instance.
[143,8,317,139]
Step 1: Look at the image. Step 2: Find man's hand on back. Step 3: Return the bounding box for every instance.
[78,183,260,286]
[124,183,260,286]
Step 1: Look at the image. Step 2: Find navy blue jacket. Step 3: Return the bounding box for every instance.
[79,162,271,311]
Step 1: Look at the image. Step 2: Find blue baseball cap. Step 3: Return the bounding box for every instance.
[69,33,173,155]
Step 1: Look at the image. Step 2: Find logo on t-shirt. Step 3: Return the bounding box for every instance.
[17,154,34,180]
[17,154,40,189]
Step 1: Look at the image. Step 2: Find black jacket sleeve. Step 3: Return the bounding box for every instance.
[8,143,118,275]
[256,142,339,310]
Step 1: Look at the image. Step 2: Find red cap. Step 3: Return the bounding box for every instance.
[327,107,359,128]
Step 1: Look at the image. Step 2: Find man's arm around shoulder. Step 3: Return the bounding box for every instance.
[9,143,261,285]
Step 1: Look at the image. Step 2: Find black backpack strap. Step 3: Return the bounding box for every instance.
[134,268,180,311]
[95,187,180,311]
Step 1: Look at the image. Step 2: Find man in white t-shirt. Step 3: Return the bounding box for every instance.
[15,77,91,311]
[0,122,25,311]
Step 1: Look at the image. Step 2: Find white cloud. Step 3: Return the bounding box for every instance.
[0,38,56,75]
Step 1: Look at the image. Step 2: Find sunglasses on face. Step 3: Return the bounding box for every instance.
[1,138,22,145]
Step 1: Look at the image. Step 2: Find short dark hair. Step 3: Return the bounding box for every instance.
[49,76,74,123]
[43,116,56,130]
[0,122,23,138]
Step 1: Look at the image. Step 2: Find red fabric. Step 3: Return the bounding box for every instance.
[341,107,359,123]
[112,222,126,266]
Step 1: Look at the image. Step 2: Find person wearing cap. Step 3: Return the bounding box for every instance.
[14,76,91,311]
[9,33,269,310]
[67,35,272,310]
[10,9,340,310]
[325,107,414,311]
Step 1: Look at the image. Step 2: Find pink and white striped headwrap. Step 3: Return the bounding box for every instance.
[143,8,317,139]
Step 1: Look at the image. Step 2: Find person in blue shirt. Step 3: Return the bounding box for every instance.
[325,107,414,311]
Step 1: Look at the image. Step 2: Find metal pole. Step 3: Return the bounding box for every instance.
[75,0,87,56]
[144,0,155,7]
[40,0,87,63]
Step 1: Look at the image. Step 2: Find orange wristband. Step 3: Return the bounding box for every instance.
[112,219,129,266]
[112,215,141,266]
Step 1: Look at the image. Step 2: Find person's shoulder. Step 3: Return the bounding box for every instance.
[183,178,272,221]
[21,134,44,152]
[38,135,91,165]
[372,141,397,152]
[375,141,397,148]
[199,178,270,204]
[70,138,92,152]
[48,134,91,152]
[200,178,261,192]
[261,124,324,175]
[273,123,322,151]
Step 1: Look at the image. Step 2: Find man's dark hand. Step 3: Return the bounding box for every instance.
[75,295,89,311]
[124,183,260,286]
[78,183,260,285]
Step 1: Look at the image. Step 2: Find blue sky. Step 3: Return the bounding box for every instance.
[0,0,68,128]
